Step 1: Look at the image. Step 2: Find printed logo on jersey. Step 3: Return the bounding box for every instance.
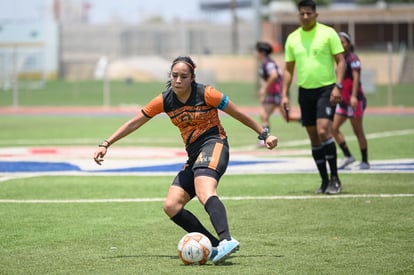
[312,49,320,57]
[180,114,192,125]
[168,105,223,145]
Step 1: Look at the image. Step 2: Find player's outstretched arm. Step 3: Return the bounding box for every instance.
[223,100,278,150]
[93,112,151,165]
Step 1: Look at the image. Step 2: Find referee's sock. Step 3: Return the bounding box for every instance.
[323,137,339,178]
[312,145,329,183]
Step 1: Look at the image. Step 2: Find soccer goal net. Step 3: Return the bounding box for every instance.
[0,42,47,91]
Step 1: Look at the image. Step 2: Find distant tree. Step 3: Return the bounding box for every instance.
[264,0,414,6]
[262,0,331,7]
[143,16,164,24]
[356,0,414,3]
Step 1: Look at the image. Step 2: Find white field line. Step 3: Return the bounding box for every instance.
[282,129,414,147]
[0,194,413,204]
[0,138,172,145]
[0,129,413,146]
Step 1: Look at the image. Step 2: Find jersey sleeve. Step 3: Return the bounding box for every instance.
[349,54,362,70]
[266,62,277,74]
[204,85,229,110]
[329,28,344,56]
[284,34,296,62]
[141,94,164,118]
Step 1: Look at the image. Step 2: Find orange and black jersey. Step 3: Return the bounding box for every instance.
[141,82,229,148]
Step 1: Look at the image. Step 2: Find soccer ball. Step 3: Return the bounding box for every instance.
[177,232,212,265]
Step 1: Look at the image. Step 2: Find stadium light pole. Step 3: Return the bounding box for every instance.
[12,45,19,108]
[253,0,262,42]
[199,0,252,54]
[231,0,239,54]
[253,0,262,91]
[387,42,393,106]
[95,56,110,107]
[103,69,110,107]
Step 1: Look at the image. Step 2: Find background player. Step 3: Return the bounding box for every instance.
[255,41,300,133]
[333,32,369,170]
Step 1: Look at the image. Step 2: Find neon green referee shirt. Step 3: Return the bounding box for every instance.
[284,22,344,89]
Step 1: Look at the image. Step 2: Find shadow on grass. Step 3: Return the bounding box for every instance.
[102,254,176,260]
[101,253,284,267]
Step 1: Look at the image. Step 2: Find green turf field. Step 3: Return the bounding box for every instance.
[0,80,413,107]
[0,175,413,274]
[0,80,413,274]
[0,114,413,160]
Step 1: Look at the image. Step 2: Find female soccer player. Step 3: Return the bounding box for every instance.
[333,32,369,170]
[255,41,300,136]
[256,41,286,130]
[93,56,278,265]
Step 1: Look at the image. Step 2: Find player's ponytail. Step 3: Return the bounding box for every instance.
[255,41,273,56]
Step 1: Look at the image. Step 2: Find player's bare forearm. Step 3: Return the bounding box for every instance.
[223,101,278,149]
[224,101,264,134]
[352,70,360,98]
[93,113,150,165]
[106,114,149,145]
[265,71,278,91]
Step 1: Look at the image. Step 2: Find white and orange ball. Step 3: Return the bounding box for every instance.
[177,232,212,265]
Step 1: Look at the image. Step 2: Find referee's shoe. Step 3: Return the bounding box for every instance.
[325,177,342,194]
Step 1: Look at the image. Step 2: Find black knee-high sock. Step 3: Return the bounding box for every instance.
[312,145,329,184]
[323,138,339,179]
[339,142,352,157]
[361,148,368,163]
[171,208,220,247]
[205,196,231,242]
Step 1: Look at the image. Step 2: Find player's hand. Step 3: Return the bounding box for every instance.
[350,95,357,108]
[265,135,278,150]
[93,147,107,165]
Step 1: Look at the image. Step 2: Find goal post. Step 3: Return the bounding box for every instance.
[0,42,49,89]
[0,42,51,107]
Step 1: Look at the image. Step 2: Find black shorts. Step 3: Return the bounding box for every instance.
[172,138,229,199]
[298,84,336,127]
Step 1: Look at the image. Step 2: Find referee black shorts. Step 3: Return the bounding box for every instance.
[298,84,336,127]
[171,138,229,199]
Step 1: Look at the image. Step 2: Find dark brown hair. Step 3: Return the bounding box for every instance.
[166,56,196,88]
[255,42,273,56]
[297,0,316,11]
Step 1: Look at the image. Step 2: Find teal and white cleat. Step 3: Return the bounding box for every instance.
[212,238,240,265]
[209,247,218,261]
